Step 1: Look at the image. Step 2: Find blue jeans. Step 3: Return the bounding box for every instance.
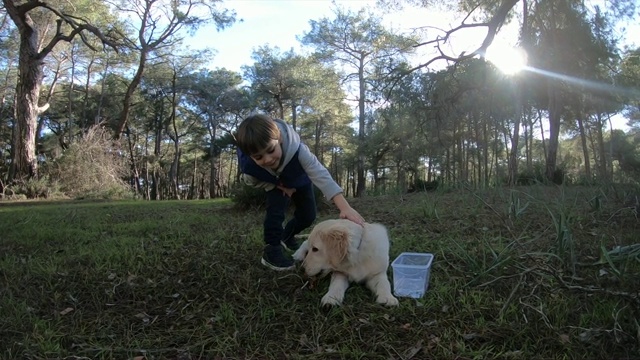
[264,183,316,246]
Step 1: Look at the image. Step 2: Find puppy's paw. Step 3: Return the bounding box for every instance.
[321,293,343,306]
[377,294,399,306]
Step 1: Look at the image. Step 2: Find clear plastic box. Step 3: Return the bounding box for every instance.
[391,252,434,299]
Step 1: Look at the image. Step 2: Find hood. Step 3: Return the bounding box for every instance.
[274,118,301,173]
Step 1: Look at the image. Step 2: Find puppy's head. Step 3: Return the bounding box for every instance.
[300,220,360,276]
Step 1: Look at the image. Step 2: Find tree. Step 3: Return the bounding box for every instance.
[618,48,640,130]
[385,0,635,183]
[524,1,624,182]
[188,68,246,198]
[0,20,19,190]
[2,0,120,182]
[243,46,313,128]
[301,6,417,196]
[110,0,237,139]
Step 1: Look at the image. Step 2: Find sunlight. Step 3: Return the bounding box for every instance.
[485,43,528,75]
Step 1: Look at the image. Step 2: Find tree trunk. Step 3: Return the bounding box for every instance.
[189,156,197,200]
[116,51,147,138]
[126,126,142,194]
[356,57,366,197]
[291,101,298,130]
[170,147,181,199]
[96,56,111,125]
[546,84,562,183]
[483,119,489,186]
[9,30,45,182]
[526,110,533,173]
[151,107,163,200]
[144,129,151,200]
[508,104,522,186]
[538,109,548,161]
[372,165,380,192]
[445,148,451,184]
[314,118,321,158]
[576,113,591,181]
[275,94,284,121]
[594,113,608,181]
[208,116,218,198]
[67,45,76,146]
[82,53,97,131]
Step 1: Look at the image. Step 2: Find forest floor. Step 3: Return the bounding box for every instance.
[1,184,639,359]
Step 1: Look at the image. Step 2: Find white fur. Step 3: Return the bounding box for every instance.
[293,219,398,306]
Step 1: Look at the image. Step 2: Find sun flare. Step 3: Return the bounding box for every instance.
[485,44,528,75]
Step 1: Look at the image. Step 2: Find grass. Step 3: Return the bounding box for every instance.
[0,185,639,360]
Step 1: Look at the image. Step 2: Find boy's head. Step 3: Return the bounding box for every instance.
[235,114,280,155]
[236,114,283,169]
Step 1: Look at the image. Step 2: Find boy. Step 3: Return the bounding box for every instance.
[235,114,365,271]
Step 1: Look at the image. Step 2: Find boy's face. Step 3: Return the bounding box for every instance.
[250,139,282,170]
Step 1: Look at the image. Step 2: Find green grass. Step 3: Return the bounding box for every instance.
[1,185,639,359]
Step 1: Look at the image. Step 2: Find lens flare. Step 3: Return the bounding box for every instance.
[485,44,528,75]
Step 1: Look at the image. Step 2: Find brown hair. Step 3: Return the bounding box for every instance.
[235,114,280,155]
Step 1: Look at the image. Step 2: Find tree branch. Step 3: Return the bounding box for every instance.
[34,2,121,60]
[411,0,519,73]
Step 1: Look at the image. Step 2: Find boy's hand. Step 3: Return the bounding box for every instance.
[277,185,296,197]
[332,193,365,226]
[340,207,365,226]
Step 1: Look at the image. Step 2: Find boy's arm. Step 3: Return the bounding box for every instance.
[297,143,343,200]
[332,193,365,225]
[297,144,365,225]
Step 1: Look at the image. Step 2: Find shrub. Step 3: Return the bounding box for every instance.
[408,178,439,192]
[515,163,565,185]
[47,126,133,200]
[230,183,267,209]
[231,183,328,211]
[0,177,65,200]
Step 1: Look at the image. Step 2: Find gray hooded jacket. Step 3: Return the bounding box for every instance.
[240,118,343,201]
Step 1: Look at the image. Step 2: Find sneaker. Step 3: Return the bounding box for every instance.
[261,244,295,271]
[281,237,300,252]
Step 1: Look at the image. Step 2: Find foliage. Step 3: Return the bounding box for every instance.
[230,183,327,212]
[229,183,267,210]
[515,162,547,185]
[408,178,440,192]
[46,126,133,200]
[110,0,238,137]
[0,176,63,200]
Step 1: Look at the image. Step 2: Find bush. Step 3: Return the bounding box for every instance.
[47,126,133,200]
[408,179,439,192]
[231,183,329,211]
[0,177,65,200]
[515,163,565,185]
[230,183,267,209]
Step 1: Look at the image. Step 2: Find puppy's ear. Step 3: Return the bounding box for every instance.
[321,227,349,267]
[292,240,309,262]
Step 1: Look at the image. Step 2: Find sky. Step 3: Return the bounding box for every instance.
[186,0,639,130]
[191,0,640,73]
[189,0,509,73]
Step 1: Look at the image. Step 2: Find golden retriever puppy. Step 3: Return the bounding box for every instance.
[293,219,399,306]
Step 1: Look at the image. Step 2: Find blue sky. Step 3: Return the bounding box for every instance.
[189,0,357,72]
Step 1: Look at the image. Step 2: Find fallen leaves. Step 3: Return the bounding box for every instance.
[59,307,74,316]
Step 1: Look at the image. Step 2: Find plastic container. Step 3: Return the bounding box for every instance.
[391,252,434,299]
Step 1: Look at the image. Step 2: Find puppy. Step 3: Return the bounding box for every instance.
[293,219,398,306]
